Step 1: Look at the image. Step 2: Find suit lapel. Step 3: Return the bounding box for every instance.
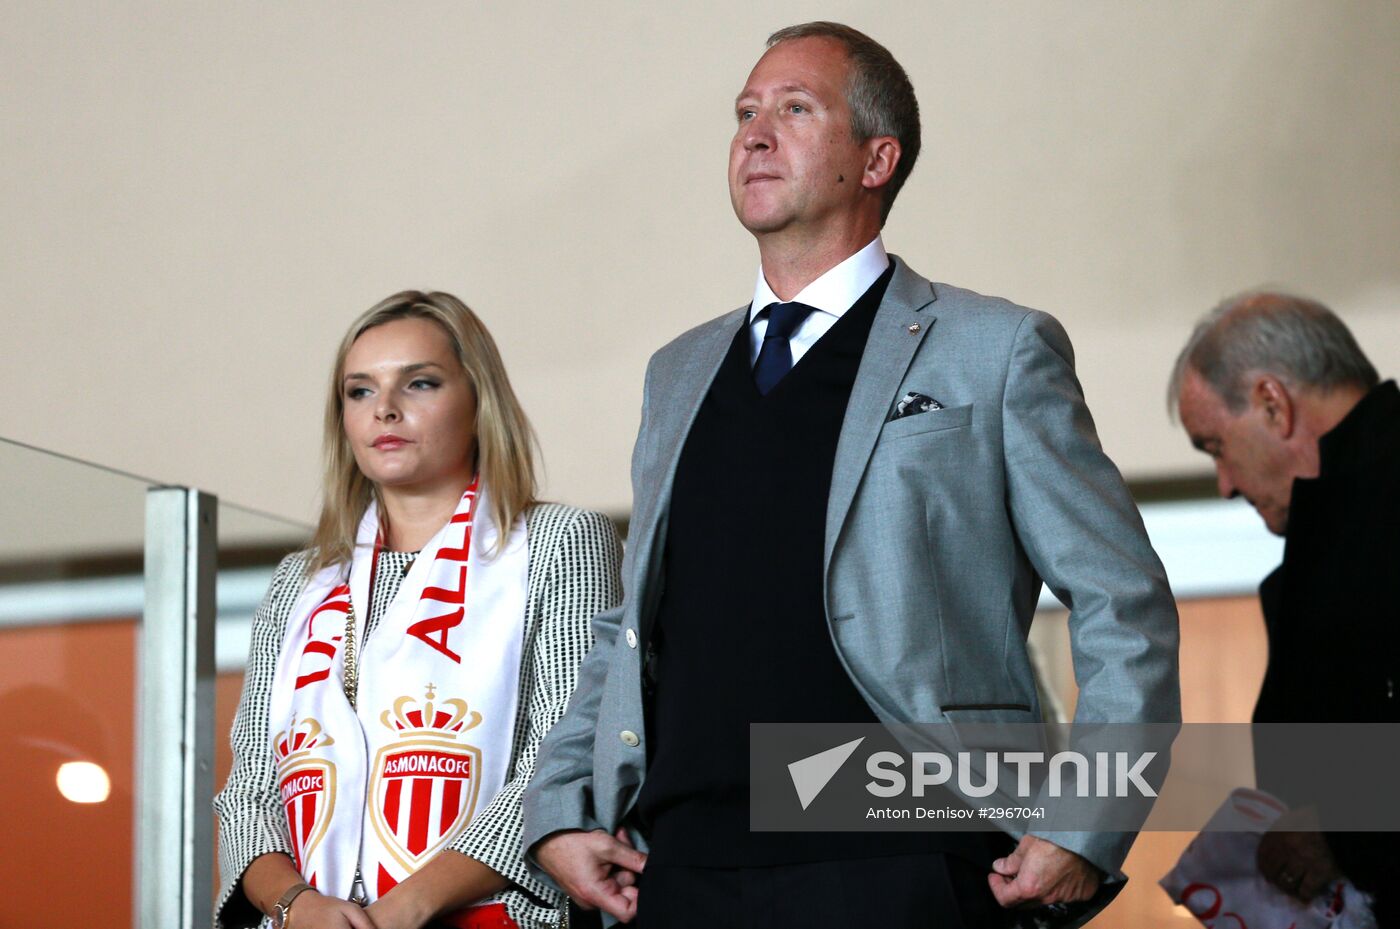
[635,308,747,523]
[824,256,938,572]
[633,307,747,637]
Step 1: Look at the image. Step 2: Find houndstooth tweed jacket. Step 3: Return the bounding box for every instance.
[215,503,623,929]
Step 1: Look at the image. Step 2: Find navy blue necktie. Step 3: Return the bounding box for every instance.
[753,301,817,395]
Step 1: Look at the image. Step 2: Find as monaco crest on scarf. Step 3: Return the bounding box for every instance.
[274,716,338,878]
[368,686,485,870]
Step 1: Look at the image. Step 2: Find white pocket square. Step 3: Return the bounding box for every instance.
[892,391,945,420]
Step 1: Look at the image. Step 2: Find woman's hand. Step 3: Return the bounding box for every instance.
[363,891,426,929]
[285,890,378,929]
[242,854,377,929]
[362,851,509,929]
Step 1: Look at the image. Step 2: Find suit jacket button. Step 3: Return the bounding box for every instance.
[620,730,640,747]
[625,628,638,648]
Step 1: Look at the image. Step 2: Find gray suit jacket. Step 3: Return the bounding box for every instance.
[522,256,1180,903]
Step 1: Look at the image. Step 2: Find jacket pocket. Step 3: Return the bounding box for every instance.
[940,702,1032,713]
[939,703,1043,754]
[880,402,973,440]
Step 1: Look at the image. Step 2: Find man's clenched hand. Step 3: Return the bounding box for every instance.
[988,834,1101,908]
[535,828,647,923]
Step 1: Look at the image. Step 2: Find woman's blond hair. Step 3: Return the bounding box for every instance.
[308,291,538,572]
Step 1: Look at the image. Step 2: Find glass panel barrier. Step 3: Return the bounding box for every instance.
[213,500,311,912]
[0,438,154,927]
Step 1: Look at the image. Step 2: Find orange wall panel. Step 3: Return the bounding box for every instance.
[0,619,137,927]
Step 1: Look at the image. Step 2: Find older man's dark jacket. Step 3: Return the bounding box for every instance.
[1254,379,1400,919]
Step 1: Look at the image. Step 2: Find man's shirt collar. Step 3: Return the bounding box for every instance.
[749,236,888,322]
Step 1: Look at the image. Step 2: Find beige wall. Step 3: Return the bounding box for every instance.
[3,1,1398,523]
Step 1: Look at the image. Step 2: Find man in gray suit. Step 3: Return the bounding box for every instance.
[523,21,1179,927]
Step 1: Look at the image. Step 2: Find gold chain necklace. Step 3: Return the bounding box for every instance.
[340,550,416,710]
[341,600,361,708]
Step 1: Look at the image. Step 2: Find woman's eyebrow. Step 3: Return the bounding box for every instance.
[342,361,445,383]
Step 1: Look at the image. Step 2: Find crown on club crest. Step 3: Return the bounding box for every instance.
[273,715,335,765]
[381,683,483,737]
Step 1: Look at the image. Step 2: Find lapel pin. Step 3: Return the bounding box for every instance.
[907,323,921,334]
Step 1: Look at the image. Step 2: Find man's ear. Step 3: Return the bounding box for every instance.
[861,136,901,192]
[1251,375,1297,439]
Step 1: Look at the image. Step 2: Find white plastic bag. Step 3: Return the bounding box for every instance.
[1160,788,1376,929]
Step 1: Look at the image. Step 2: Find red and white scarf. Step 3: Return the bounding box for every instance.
[267,478,526,901]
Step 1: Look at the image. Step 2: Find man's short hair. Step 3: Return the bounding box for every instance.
[1168,290,1379,416]
[767,22,921,225]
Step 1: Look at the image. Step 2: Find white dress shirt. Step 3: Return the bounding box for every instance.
[748,236,890,366]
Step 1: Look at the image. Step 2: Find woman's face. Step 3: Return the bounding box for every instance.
[341,317,477,494]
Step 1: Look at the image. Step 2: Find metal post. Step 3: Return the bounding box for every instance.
[138,487,217,929]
